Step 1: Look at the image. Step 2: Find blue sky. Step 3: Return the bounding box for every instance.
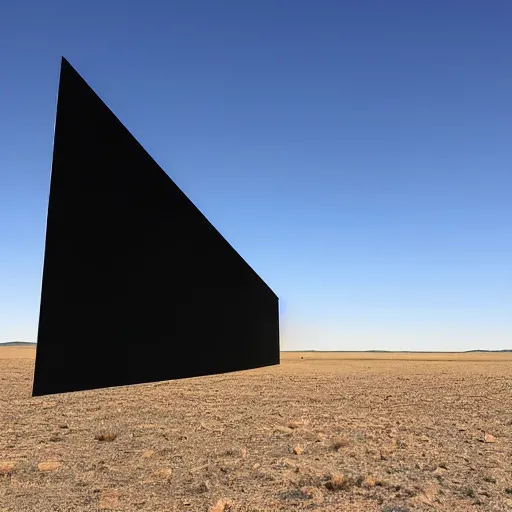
[0,1,510,351]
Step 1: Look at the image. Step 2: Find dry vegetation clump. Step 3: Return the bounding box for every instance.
[99,490,120,510]
[299,485,324,504]
[94,432,117,442]
[287,417,310,430]
[332,435,350,450]
[324,472,374,492]
[325,473,349,490]
[154,467,173,481]
[362,475,377,487]
[209,498,233,512]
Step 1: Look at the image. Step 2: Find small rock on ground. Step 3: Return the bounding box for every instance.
[37,461,62,472]
[99,490,120,510]
[0,461,16,474]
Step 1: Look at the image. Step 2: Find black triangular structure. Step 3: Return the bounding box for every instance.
[32,57,280,396]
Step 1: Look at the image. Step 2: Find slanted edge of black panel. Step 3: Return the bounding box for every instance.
[32,58,67,397]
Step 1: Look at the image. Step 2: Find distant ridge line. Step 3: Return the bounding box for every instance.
[0,342,37,346]
[1,344,510,352]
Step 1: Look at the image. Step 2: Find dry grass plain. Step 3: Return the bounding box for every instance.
[1,347,512,511]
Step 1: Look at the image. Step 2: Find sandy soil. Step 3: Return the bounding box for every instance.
[1,347,511,511]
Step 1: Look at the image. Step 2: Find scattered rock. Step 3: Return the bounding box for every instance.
[99,490,119,510]
[363,476,377,487]
[38,461,62,472]
[209,498,233,512]
[434,466,447,476]
[332,436,349,450]
[240,448,247,459]
[325,473,347,490]
[275,426,294,435]
[0,461,16,474]
[316,432,327,442]
[252,463,260,470]
[419,435,430,442]
[293,444,304,455]
[141,450,154,458]
[95,432,117,442]
[484,432,497,443]
[154,468,173,480]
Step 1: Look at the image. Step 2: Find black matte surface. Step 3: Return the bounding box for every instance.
[32,58,279,396]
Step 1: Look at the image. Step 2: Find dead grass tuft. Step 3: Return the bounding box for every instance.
[99,490,120,510]
[300,486,324,504]
[325,473,349,491]
[154,468,173,481]
[358,475,373,487]
[95,432,117,442]
[332,435,349,450]
[209,498,233,512]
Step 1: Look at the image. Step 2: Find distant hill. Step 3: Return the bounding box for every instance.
[465,349,512,353]
[0,341,36,347]
[0,344,509,352]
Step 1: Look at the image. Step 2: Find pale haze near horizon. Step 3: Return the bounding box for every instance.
[0,1,511,352]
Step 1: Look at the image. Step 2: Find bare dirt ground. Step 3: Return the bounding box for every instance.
[1,347,511,511]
